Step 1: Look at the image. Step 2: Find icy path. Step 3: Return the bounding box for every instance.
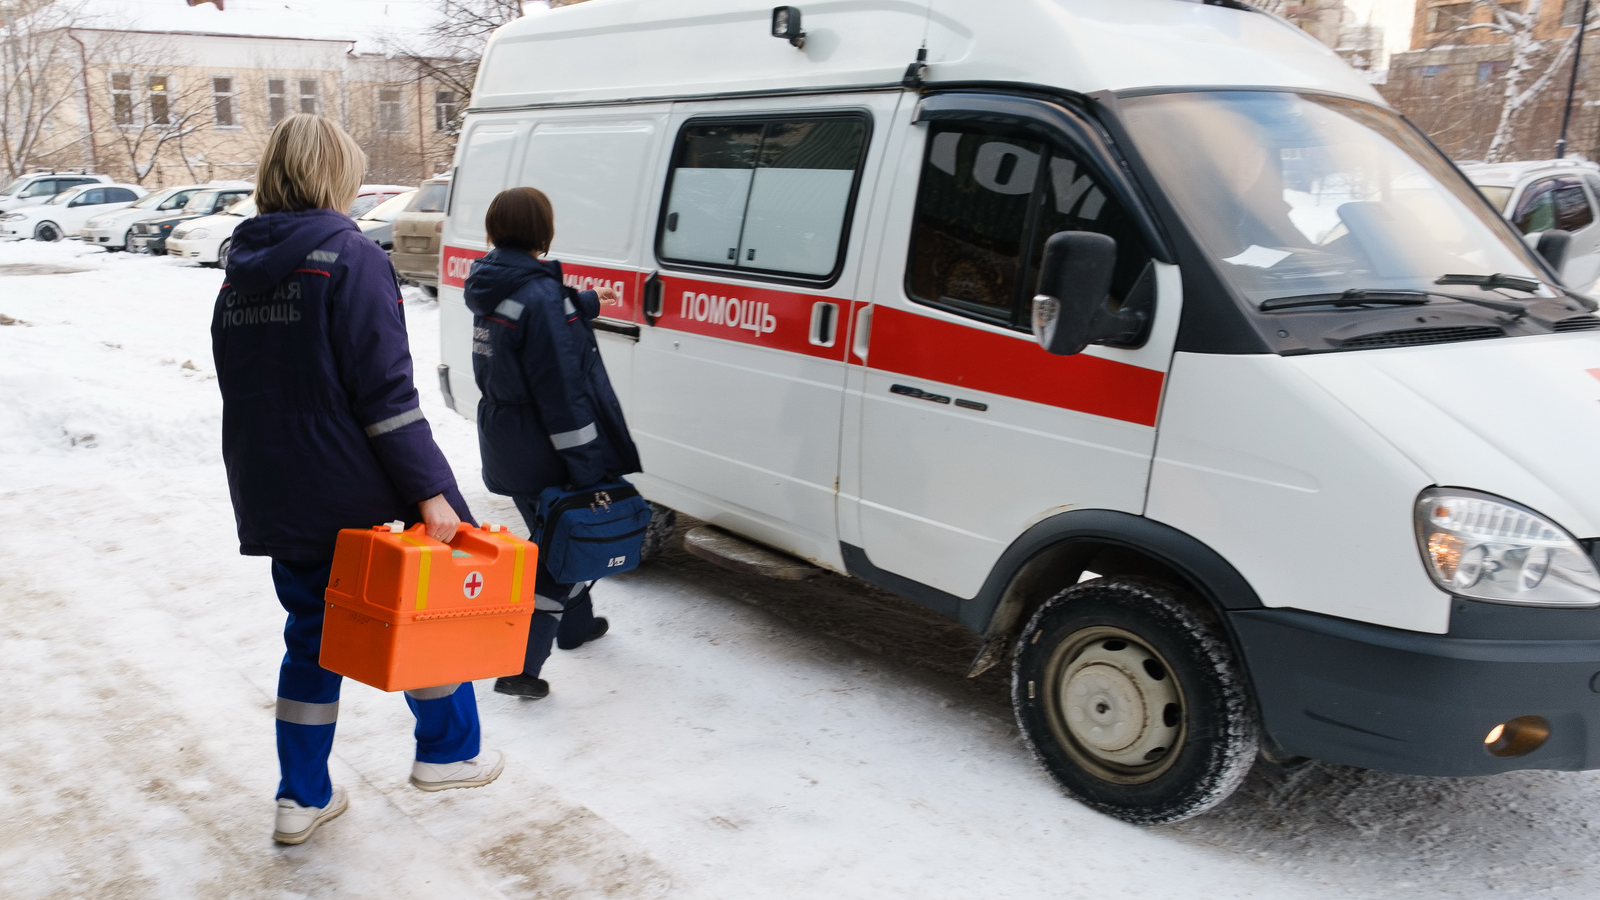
[2,242,1598,899]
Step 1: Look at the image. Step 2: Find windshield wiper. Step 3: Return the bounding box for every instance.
[1260,288,1528,316]
[1436,272,1542,293]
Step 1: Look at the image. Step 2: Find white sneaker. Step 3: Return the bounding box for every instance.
[410,749,505,792]
[272,786,348,845]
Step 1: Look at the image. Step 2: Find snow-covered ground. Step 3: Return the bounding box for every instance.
[4,240,1600,899]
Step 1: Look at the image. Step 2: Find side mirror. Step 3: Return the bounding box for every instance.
[1031,231,1118,356]
[1534,229,1572,279]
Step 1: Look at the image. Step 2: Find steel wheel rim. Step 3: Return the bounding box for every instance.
[1042,625,1185,785]
[37,224,59,242]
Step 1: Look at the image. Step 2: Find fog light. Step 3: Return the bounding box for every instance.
[1484,715,1550,758]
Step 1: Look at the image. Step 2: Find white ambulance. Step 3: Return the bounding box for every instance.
[437,0,1600,824]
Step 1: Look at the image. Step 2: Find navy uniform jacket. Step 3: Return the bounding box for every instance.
[463,249,641,496]
[212,208,471,560]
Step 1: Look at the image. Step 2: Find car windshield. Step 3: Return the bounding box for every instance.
[1475,184,1514,213]
[226,196,256,217]
[44,189,79,206]
[132,189,184,210]
[410,181,449,213]
[360,190,417,223]
[1,177,27,196]
[1120,91,1549,307]
[183,191,221,213]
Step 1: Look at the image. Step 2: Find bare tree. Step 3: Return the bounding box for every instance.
[76,31,217,184]
[0,2,91,180]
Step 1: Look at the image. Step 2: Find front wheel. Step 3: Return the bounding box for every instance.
[1012,576,1258,825]
[33,221,62,242]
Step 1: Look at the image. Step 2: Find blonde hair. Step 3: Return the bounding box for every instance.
[254,114,366,214]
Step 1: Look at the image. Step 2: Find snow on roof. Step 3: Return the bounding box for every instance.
[67,0,441,55]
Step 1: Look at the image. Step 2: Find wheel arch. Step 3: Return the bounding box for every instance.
[968,510,1264,669]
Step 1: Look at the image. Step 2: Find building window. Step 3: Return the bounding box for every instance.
[378,87,406,133]
[148,75,172,127]
[1422,64,1449,78]
[1427,2,1473,33]
[1477,60,1509,83]
[111,72,135,126]
[213,76,236,128]
[267,77,287,125]
[298,78,320,115]
[434,90,461,132]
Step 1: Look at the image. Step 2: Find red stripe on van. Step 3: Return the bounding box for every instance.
[867,307,1164,427]
[441,245,486,288]
[658,274,852,361]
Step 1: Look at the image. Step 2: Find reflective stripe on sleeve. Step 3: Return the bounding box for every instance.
[404,683,461,701]
[549,423,597,450]
[276,698,339,726]
[533,592,567,613]
[308,249,339,263]
[495,298,525,319]
[364,406,424,437]
[563,296,577,316]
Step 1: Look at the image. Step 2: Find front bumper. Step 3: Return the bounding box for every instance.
[127,233,167,254]
[1233,605,1600,776]
[82,226,128,248]
[165,237,215,263]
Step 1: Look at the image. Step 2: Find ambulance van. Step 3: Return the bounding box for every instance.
[436,0,1600,824]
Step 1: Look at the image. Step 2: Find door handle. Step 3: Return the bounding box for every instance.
[643,271,663,325]
[809,301,838,347]
[851,304,873,361]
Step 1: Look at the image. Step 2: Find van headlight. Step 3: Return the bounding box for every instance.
[1415,488,1600,607]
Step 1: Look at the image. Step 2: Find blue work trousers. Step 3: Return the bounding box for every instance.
[271,558,481,808]
[512,496,598,677]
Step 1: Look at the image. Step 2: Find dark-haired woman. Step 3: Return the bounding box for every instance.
[464,186,641,700]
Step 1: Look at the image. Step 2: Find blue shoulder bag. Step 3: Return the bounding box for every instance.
[533,479,652,583]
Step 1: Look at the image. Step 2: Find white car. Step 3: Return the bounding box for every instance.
[81,182,250,251]
[1461,159,1600,291]
[0,172,112,214]
[0,183,147,242]
[166,184,414,267]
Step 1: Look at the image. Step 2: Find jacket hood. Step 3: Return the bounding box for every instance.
[463,248,559,315]
[1293,331,1600,537]
[226,209,355,294]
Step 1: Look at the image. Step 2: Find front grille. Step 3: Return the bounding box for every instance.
[1338,326,1504,350]
[1554,315,1600,332]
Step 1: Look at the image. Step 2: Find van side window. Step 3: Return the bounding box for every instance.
[659,115,868,281]
[907,126,1151,330]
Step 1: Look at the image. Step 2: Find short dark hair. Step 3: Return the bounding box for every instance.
[485,186,554,253]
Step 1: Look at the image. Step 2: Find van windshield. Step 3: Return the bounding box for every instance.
[1120,91,1549,308]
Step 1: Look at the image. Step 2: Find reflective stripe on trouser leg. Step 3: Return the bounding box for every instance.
[271,558,343,809]
[405,682,481,765]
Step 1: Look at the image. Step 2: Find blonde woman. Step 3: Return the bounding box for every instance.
[211,114,502,845]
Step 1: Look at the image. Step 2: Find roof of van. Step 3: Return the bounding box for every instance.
[472,0,1383,111]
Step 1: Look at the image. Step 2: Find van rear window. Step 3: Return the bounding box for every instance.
[411,181,450,213]
[658,114,868,282]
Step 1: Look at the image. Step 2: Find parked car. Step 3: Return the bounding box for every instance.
[355,189,418,250]
[165,184,407,266]
[0,172,113,213]
[128,186,256,256]
[0,183,146,242]
[1461,159,1600,291]
[347,183,414,218]
[82,182,247,251]
[390,176,450,287]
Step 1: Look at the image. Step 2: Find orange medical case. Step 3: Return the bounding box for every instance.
[320,521,537,692]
